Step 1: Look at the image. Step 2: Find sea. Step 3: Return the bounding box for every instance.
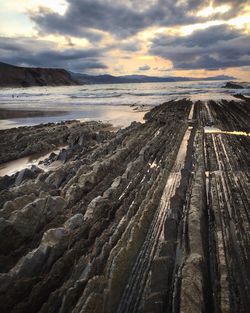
[0,80,249,129]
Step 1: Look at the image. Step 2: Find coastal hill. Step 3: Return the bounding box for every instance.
[0,62,78,87]
[71,72,236,84]
[0,61,235,87]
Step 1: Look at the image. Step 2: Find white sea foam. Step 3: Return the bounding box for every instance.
[0,80,249,128]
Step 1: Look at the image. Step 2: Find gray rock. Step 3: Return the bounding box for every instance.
[45,168,66,188]
[41,227,68,247]
[9,196,67,238]
[0,193,36,218]
[0,217,11,233]
[222,81,244,89]
[10,227,68,279]
[64,214,84,230]
[15,168,35,186]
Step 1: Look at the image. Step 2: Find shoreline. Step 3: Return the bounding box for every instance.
[0,105,146,130]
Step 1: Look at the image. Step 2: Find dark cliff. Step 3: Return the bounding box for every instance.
[0,62,79,87]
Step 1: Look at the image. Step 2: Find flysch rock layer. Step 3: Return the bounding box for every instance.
[0,97,249,313]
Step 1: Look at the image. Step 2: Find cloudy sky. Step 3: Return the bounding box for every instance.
[0,0,250,79]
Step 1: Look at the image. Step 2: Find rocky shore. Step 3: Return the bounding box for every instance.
[0,97,249,313]
[222,81,250,89]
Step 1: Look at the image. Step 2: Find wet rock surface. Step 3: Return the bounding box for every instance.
[0,120,113,164]
[0,98,249,313]
[222,82,245,89]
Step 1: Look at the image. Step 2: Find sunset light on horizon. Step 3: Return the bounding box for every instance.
[0,0,249,79]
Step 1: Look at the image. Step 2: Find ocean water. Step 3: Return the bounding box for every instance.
[0,80,249,128]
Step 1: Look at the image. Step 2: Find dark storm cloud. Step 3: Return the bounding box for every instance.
[4,1,249,72]
[30,0,249,40]
[152,24,241,48]
[0,37,107,71]
[31,7,104,41]
[213,0,247,7]
[29,0,199,39]
[150,25,250,70]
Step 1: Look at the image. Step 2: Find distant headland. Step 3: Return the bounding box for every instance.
[0,62,236,87]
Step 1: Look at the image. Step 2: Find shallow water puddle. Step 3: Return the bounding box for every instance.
[0,146,68,176]
[188,103,195,120]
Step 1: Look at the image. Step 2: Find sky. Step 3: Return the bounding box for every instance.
[0,0,250,79]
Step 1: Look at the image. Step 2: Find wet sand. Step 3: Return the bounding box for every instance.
[0,105,146,129]
[0,108,67,119]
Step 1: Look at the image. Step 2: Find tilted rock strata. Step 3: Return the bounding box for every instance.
[0,98,249,313]
[0,120,113,165]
